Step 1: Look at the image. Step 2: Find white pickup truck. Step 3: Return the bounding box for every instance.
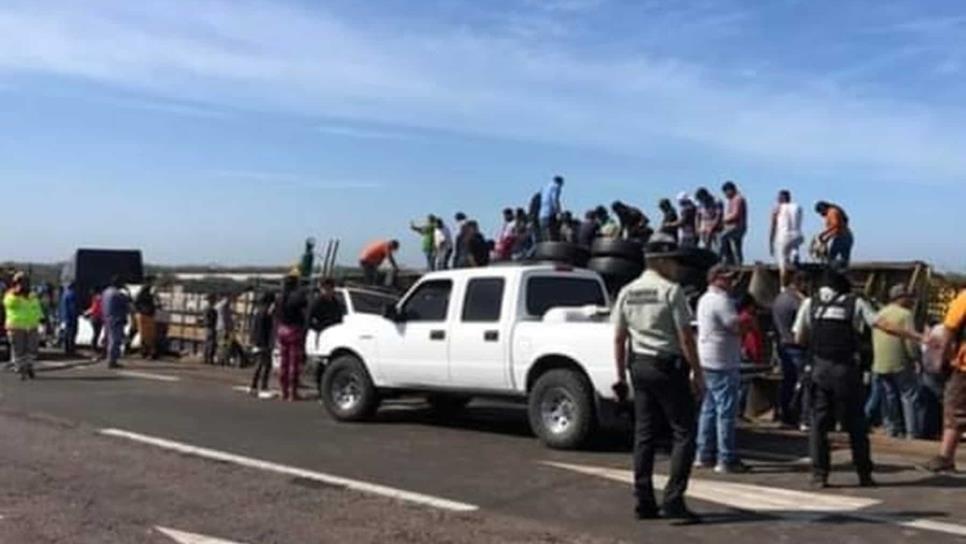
[315,264,625,450]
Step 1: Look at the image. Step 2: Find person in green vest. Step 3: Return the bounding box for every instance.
[3,272,43,380]
[410,214,438,271]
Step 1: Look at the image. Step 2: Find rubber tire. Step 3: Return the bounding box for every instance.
[533,241,579,263]
[528,369,597,450]
[320,355,379,422]
[590,238,644,262]
[427,394,471,414]
[586,256,643,279]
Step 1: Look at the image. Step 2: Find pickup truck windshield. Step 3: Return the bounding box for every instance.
[525,276,606,317]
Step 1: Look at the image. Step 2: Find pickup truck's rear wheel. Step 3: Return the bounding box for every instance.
[320,355,378,422]
[529,369,597,450]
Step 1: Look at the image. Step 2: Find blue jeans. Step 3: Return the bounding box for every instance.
[697,367,741,465]
[719,228,745,265]
[539,216,559,242]
[107,319,126,365]
[778,345,810,425]
[873,369,924,439]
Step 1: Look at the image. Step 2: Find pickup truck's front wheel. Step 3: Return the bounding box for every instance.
[529,370,597,450]
[321,355,379,422]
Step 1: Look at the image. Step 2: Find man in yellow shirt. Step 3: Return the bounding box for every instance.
[3,272,43,380]
[924,290,966,472]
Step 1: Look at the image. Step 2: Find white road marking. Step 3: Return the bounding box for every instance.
[101,428,478,512]
[231,386,280,399]
[117,370,180,382]
[544,461,966,537]
[892,518,966,538]
[543,461,877,512]
[156,526,247,544]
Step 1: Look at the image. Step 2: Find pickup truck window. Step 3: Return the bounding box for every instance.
[462,278,505,322]
[349,291,398,315]
[526,276,606,317]
[401,280,452,322]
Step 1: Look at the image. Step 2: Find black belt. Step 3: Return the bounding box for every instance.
[631,352,686,372]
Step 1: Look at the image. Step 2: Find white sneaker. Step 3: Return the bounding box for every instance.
[258,391,277,400]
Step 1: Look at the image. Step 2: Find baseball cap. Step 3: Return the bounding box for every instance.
[706,264,739,284]
[676,191,690,203]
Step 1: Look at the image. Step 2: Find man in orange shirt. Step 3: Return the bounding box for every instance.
[815,201,853,268]
[359,240,400,286]
[924,290,966,473]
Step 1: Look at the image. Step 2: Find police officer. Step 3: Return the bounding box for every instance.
[793,270,877,488]
[613,236,705,524]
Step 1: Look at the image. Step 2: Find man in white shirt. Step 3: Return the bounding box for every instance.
[695,264,750,474]
[433,218,453,270]
[769,190,804,281]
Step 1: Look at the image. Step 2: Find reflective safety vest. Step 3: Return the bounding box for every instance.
[3,291,43,330]
[809,293,857,362]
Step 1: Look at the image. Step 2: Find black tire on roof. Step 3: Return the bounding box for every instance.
[586,256,644,280]
[590,238,644,262]
[533,241,580,264]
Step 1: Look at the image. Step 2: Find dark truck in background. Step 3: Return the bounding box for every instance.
[61,249,145,308]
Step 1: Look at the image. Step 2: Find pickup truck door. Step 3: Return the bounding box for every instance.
[448,277,510,390]
[380,279,453,386]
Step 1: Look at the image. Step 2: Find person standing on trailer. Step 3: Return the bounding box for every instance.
[769,190,804,279]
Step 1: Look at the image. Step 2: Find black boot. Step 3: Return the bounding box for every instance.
[660,502,702,525]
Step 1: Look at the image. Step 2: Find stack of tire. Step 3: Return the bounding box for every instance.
[531,241,591,267]
[587,239,644,294]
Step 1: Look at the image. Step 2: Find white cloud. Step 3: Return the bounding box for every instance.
[316,124,419,141]
[1,0,965,182]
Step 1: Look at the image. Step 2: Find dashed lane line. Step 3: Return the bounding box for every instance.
[100,428,478,513]
[116,370,181,382]
[543,461,966,537]
[156,526,247,544]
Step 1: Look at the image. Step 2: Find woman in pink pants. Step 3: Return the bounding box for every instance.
[275,274,308,401]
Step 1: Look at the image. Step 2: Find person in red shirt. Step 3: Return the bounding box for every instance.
[359,240,400,286]
[738,294,765,365]
[84,288,105,361]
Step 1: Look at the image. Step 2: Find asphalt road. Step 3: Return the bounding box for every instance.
[1,358,965,543]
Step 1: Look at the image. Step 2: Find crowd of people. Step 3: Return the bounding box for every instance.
[356,175,856,286]
[1,173,963,527]
[611,234,966,523]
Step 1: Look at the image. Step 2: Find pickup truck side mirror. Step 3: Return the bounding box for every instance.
[383,304,404,322]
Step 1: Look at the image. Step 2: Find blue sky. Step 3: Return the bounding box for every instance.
[1,0,964,271]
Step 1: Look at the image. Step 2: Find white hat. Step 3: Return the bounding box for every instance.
[676,191,690,203]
